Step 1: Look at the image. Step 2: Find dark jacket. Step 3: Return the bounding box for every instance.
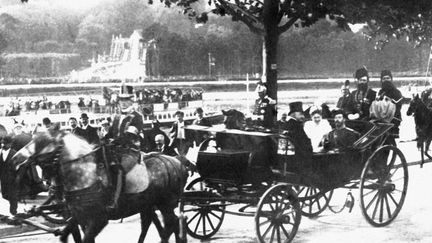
[280,118,313,160]
[254,97,276,127]
[324,127,361,151]
[193,117,211,127]
[80,125,100,145]
[143,128,170,152]
[337,94,356,115]
[11,133,32,151]
[106,111,144,140]
[0,149,17,201]
[350,88,377,120]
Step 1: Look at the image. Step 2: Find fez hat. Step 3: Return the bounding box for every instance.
[380,70,392,80]
[288,101,303,115]
[332,109,347,118]
[119,84,134,99]
[354,67,369,80]
[80,113,89,119]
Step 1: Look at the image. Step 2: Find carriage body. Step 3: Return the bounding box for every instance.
[182,122,408,242]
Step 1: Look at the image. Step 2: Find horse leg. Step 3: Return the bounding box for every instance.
[59,218,82,243]
[151,209,168,242]
[421,140,425,168]
[425,139,432,161]
[158,205,180,243]
[82,218,108,243]
[137,207,154,243]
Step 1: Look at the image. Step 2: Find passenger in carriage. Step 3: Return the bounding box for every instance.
[304,106,332,152]
[375,70,403,138]
[336,80,356,114]
[192,107,211,127]
[348,67,376,120]
[154,134,177,156]
[323,110,360,151]
[280,102,312,159]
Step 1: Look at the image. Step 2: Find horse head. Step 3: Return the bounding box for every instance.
[407,93,421,116]
[222,109,246,129]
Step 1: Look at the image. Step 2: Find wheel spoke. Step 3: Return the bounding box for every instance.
[388,192,400,208]
[187,211,201,224]
[202,212,207,236]
[379,193,384,223]
[208,211,222,220]
[269,225,276,243]
[205,214,216,231]
[276,224,281,242]
[372,193,382,220]
[384,193,392,219]
[259,218,272,227]
[365,191,380,211]
[280,223,291,238]
[193,214,203,234]
[262,222,274,239]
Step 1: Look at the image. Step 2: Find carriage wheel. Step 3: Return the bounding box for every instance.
[360,145,408,227]
[255,184,301,243]
[296,185,333,218]
[182,177,225,240]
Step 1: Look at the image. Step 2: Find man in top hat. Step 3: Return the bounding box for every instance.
[280,101,312,160]
[169,111,191,155]
[253,83,277,128]
[105,84,144,141]
[79,113,100,145]
[336,80,356,114]
[323,110,361,151]
[349,67,376,120]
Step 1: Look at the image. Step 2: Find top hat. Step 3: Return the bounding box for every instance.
[288,102,303,115]
[119,84,134,99]
[125,126,140,138]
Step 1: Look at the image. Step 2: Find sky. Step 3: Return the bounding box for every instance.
[0,0,109,11]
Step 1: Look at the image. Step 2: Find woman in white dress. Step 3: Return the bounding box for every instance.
[304,107,332,152]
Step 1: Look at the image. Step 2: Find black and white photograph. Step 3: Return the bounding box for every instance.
[0,0,431,242]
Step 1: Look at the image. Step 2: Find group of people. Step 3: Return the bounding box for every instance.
[257,67,402,156]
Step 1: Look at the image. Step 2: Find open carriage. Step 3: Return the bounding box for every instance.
[181,121,408,243]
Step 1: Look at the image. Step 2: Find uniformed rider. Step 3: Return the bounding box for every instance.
[253,83,276,128]
[104,84,144,212]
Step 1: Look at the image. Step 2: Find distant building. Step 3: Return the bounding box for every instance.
[1,53,81,78]
[71,29,159,82]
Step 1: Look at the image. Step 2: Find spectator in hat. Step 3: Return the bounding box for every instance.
[169,111,192,155]
[280,101,312,160]
[337,80,356,114]
[375,70,403,138]
[80,113,100,145]
[105,84,144,141]
[11,123,32,151]
[69,117,85,138]
[323,110,361,151]
[99,120,110,139]
[304,107,332,152]
[349,67,376,120]
[192,107,211,127]
[0,135,18,215]
[253,83,277,128]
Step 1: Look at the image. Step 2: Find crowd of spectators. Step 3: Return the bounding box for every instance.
[135,88,203,104]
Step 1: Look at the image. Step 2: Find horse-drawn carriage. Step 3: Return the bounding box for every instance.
[182,120,408,242]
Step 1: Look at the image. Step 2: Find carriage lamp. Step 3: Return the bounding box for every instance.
[277,138,295,155]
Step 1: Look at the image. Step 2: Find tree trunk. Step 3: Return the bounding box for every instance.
[262,0,280,125]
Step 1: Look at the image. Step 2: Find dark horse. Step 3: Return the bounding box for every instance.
[407,94,432,167]
[12,127,188,243]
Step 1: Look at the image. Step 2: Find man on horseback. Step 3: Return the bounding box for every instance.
[104,84,145,212]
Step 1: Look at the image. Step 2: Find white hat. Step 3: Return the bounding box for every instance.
[125,126,139,136]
